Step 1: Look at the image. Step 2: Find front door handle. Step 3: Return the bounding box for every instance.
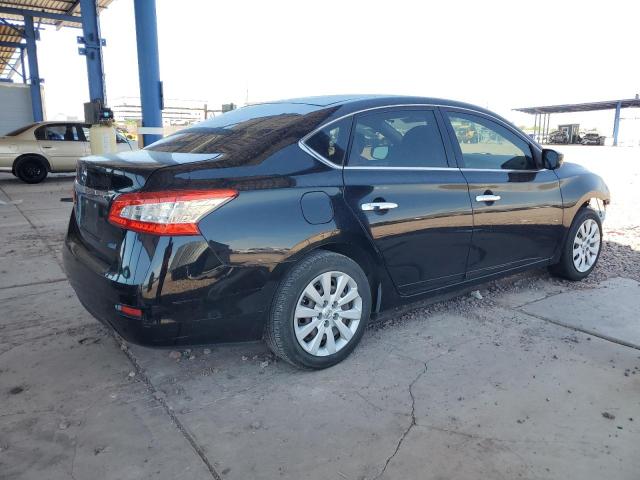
[475,194,501,202]
[361,202,398,212]
[41,146,53,149]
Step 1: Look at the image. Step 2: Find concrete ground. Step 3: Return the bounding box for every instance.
[1,146,639,480]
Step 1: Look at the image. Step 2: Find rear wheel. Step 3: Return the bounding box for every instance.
[265,250,371,369]
[550,207,602,281]
[15,155,48,184]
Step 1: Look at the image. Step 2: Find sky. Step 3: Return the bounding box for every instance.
[32,0,640,139]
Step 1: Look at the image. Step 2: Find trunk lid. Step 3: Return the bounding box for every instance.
[74,150,219,263]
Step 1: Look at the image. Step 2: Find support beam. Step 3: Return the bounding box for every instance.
[0,41,25,48]
[23,15,43,122]
[134,0,163,145]
[545,114,551,143]
[20,48,26,84]
[612,101,621,146]
[79,0,106,103]
[0,6,79,24]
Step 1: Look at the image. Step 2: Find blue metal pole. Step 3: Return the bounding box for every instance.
[20,48,26,84]
[23,15,43,122]
[612,101,621,146]
[133,0,163,145]
[79,0,106,103]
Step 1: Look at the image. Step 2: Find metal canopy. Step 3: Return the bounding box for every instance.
[515,98,640,147]
[0,21,24,78]
[0,1,112,77]
[1,0,163,143]
[515,98,640,114]
[0,1,113,27]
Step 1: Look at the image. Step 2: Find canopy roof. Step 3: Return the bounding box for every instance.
[0,0,113,76]
[515,98,640,115]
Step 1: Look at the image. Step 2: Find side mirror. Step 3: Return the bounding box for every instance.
[371,145,389,160]
[543,149,564,170]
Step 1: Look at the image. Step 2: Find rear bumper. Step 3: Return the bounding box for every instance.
[64,241,177,345]
[63,212,275,346]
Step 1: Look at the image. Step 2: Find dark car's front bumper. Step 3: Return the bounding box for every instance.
[63,213,274,347]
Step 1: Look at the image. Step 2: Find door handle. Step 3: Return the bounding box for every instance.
[42,146,53,149]
[475,194,501,202]
[361,202,398,211]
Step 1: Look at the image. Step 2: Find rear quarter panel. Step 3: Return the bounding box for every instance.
[190,146,365,268]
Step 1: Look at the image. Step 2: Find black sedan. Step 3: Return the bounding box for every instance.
[63,95,610,369]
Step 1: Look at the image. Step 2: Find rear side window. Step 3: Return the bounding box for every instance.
[35,124,81,142]
[304,117,351,165]
[347,109,448,168]
[446,112,535,170]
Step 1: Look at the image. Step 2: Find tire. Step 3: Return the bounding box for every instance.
[15,155,48,184]
[265,250,372,369]
[550,207,602,281]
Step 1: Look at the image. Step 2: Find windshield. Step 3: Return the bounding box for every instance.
[4,123,37,137]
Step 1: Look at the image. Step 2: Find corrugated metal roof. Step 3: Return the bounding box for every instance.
[0,22,24,78]
[0,0,113,77]
[515,99,640,114]
[0,0,113,27]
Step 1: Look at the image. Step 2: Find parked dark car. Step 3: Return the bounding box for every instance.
[63,95,610,369]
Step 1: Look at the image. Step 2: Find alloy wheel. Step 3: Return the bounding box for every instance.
[293,271,362,357]
[572,218,600,272]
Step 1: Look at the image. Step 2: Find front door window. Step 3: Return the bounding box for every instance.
[447,113,535,170]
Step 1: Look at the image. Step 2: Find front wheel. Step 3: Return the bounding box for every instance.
[265,251,371,369]
[550,208,602,281]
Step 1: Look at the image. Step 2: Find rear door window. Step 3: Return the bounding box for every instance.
[347,109,448,168]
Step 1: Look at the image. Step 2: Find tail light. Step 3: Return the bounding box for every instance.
[108,189,237,235]
[115,304,143,318]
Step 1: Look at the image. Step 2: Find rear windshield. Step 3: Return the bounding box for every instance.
[5,123,37,136]
[146,103,335,154]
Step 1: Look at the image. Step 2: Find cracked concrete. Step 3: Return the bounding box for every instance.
[1,148,640,480]
[373,362,428,480]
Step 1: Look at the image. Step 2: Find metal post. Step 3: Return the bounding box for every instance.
[133,0,163,145]
[612,101,621,146]
[20,48,26,84]
[23,15,43,122]
[79,0,106,103]
[533,113,538,142]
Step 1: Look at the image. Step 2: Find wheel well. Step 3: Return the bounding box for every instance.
[13,154,51,173]
[580,197,607,219]
[315,242,382,308]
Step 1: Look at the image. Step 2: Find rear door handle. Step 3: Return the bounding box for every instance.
[42,146,53,149]
[361,202,398,211]
[475,194,501,202]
